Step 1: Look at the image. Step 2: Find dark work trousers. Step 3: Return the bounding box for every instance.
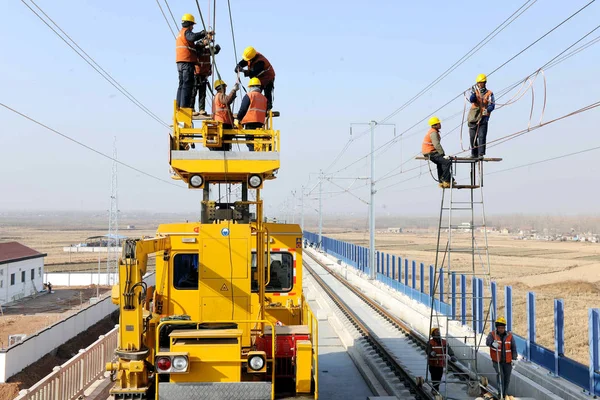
[263,80,275,111]
[428,153,452,183]
[244,122,264,151]
[493,362,513,396]
[469,121,489,157]
[429,365,444,391]
[192,75,208,112]
[176,62,195,109]
[209,123,233,151]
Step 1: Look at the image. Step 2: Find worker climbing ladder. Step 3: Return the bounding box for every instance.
[425,156,502,399]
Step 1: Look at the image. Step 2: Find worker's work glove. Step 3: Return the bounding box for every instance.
[242,70,250,77]
[233,119,240,128]
[482,110,489,116]
[213,44,221,54]
[491,342,499,349]
[443,155,451,160]
[232,82,240,92]
[511,361,515,367]
[430,351,437,357]
[235,65,242,73]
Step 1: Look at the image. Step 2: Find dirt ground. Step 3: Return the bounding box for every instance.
[0,313,117,400]
[0,286,111,349]
[328,230,600,366]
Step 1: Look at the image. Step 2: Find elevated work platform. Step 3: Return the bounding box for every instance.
[170,103,281,187]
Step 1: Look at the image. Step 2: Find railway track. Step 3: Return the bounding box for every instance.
[303,250,498,400]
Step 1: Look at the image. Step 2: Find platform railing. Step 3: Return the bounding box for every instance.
[14,326,118,400]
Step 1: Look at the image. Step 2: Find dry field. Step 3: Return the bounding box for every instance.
[328,230,600,366]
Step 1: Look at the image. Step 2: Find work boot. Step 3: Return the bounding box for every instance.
[199,110,208,116]
[441,181,451,188]
[438,182,444,188]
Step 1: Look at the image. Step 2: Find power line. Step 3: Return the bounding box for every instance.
[328,1,597,176]
[163,0,179,31]
[22,0,170,129]
[0,102,183,188]
[155,0,176,38]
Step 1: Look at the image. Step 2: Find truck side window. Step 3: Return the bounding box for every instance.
[173,254,199,290]
[251,252,293,293]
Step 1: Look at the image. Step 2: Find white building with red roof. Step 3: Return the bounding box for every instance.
[0,242,46,304]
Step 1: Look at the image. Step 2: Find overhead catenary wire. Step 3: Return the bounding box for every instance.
[163,0,179,32]
[155,0,176,38]
[21,0,170,129]
[328,1,598,177]
[0,102,183,188]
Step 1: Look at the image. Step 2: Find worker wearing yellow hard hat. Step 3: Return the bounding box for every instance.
[427,326,456,394]
[211,79,239,151]
[468,73,495,159]
[236,77,268,151]
[175,14,214,113]
[422,117,457,189]
[486,316,516,397]
[235,46,276,110]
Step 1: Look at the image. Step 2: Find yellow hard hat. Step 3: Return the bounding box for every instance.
[430,327,440,335]
[248,77,262,87]
[495,316,507,325]
[476,73,487,83]
[243,46,257,61]
[428,116,441,126]
[181,14,195,23]
[214,79,226,89]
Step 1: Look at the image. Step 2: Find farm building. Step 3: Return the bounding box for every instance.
[0,242,46,305]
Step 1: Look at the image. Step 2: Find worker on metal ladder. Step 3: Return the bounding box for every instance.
[422,116,456,188]
[468,73,495,159]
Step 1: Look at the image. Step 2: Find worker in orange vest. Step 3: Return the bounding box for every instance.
[212,79,239,151]
[236,77,268,151]
[422,116,455,188]
[235,46,276,110]
[468,73,495,159]
[175,14,213,110]
[426,327,456,394]
[192,43,221,116]
[486,316,517,398]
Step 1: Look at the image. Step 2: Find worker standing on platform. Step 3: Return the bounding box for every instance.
[422,117,454,188]
[176,14,213,111]
[192,43,221,115]
[427,328,456,394]
[235,47,275,110]
[486,317,516,398]
[212,79,239,151]
[236,77,268,151]
[468,73,495,159]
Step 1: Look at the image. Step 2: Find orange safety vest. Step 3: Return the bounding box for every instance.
[471,90,493,113]
[213,93,233,125]
[249,53,275,85]
[176,28,197,63]
[241,91,268,124]
[422,128,438,155]
[490,331,513,363]
[195,47,212,76]
[428,338,448,368]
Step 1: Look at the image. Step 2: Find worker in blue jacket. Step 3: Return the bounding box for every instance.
[468,74,495,159]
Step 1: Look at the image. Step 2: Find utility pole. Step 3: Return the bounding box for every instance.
[107,137,119,285]
[300,185,305,232]
[369,121,376,279]
[318,170,323,249]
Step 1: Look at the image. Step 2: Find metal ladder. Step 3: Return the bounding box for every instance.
[426,156,502,399]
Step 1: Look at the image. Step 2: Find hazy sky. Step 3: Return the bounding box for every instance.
[1,1,599,222]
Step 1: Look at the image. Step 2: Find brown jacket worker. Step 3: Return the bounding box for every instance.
[212,79,239,151]
[426,328,456,394]
[192,43,221,115]
[176,14,213,110]
[236,77,268,151]
[468,73,495,158]
[486,317,517,398]
[422,117,454,188]
[235,46,275,110]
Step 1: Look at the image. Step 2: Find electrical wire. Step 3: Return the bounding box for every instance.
[21,0,170,129]
[163,0,179,32]
[155,0,176,38]
[0,102,183,188]
[328,2,597,176]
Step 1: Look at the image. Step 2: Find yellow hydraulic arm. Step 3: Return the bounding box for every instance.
[107,237,170,395]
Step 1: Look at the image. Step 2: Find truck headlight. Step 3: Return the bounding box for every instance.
[172,355,188,371]
[248,354,265,371]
